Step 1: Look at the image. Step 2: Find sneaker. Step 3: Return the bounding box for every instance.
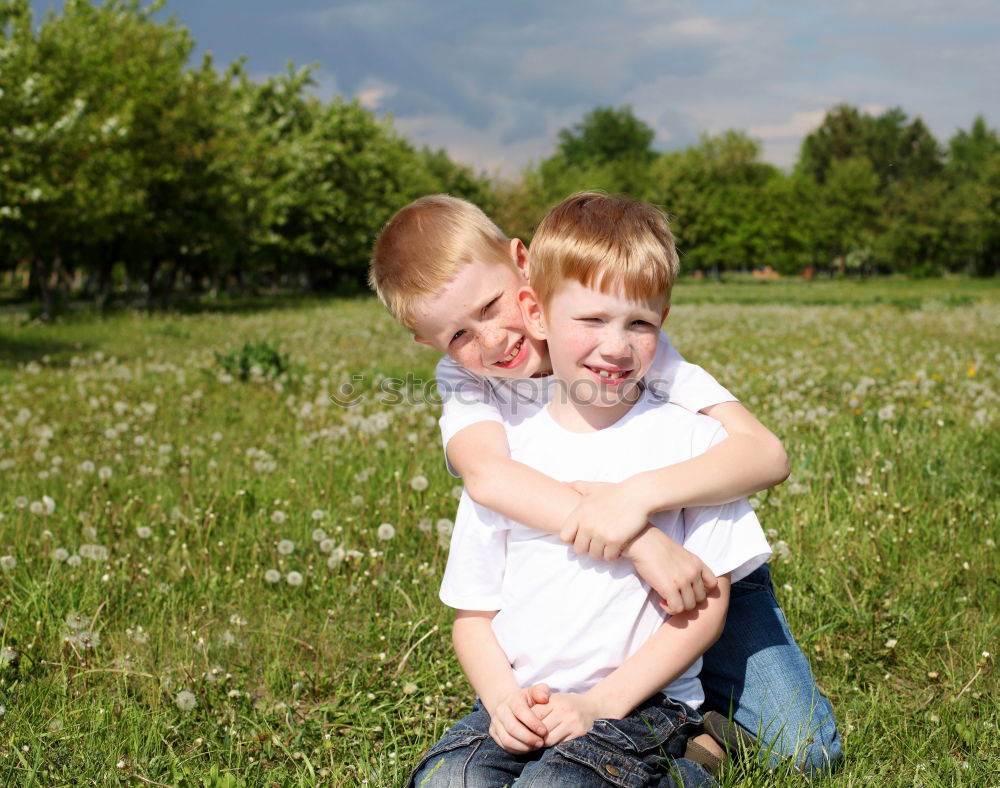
[702,710,757,755]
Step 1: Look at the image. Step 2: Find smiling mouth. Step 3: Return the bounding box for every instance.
[493,337,525,368]
[585,365,632,383]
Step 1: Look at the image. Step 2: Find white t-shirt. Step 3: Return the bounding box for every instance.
[435,329,736,475]
[440,391,772,708]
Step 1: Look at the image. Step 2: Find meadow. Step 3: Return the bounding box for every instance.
[0,278,997,787]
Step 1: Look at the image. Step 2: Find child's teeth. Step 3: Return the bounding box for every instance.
[599,370,610,378]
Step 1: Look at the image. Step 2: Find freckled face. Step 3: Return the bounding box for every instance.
[540,280,666,425]
[412,258,550,379]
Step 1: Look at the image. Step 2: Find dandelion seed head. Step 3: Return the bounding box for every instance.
[271,510,287,524]
[277,539,295,555]
[286,571,303,586]
[436,519,454,538]
[884,638,898,649]
[0,646,17,666]
[264,569,281,584]
[174,690,197,711]
[65,612,90,631]
[409,475,428,492]
[377,523,396,541]
[311,509,325,521]
[66,555,82,567]
[136,526,153,539]
[311,528,327,543]
[0,555,16,571]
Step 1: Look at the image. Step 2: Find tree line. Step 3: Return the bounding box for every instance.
[1,1,997,316]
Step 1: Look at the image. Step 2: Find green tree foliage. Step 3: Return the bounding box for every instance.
[1,0,996,310]
[0,0,497,314]
[556,105,656,167]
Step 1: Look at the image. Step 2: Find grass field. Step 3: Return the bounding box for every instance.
[0,278,997,786]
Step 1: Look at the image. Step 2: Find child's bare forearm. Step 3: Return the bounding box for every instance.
[584,577,731,720]
[452,610,520,714]
[448,421,581,535]
[630,402,788,513]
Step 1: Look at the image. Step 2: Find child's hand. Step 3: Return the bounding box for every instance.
[625,527,718,614]
[488,683,551,753]
[561,480,650,560]
[535,692,601,746]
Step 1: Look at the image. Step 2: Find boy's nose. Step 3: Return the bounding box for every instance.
[479,326,507,362]
[599,330,630,360]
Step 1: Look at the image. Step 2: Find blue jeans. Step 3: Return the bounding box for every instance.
[408,695,715,787]
[700,563,842,773]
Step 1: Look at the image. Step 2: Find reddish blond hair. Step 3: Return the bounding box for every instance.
[529,192,678,308]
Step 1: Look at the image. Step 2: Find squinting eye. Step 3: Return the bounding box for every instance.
[451,329,466,342]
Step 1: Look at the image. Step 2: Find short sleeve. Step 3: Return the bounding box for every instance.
[679,419,771,582]
[439,492,509,610]
[645,330,737,414]
[436,357,504,476]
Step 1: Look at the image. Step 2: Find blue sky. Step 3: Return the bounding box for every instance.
[32,1,1000,175]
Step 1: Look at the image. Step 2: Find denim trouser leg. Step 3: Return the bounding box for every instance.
[409,696,715,787]
[700,563,842,774]
[407,704,534,787]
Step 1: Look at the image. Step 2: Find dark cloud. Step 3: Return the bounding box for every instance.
[30,0,999,173]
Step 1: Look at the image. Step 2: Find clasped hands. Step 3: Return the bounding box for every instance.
[488,684,601,753]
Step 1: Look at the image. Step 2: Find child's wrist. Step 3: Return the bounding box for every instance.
[625,472,658,520]
[584,685,630,720]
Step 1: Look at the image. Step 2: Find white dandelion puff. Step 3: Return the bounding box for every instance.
[136,526,153,539]
[65,612,90,631]
[327,547,346,569]
[277,539,295,555]
[270,510,287,524]
[377,523,396,541]
[66,555,82,567]
[264,569,281,584]
[174,690,197,711]
[98,466,112,481]
[311,528,327,543]
[311,509,325,521]
[286,571,303,586]
[409,475,429,492]
[436,519,454,538]
[0,555,16,571]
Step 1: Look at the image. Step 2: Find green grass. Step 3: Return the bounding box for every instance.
[0,280,997,786]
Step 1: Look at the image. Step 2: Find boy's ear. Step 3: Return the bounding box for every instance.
[509,239,530,281]
[660,304,670,323]
[517,286,547,340]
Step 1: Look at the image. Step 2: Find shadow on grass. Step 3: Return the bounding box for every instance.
[0,289,367,320]
[0,335,90,368]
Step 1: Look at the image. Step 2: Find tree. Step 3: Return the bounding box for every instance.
[556,105,656,168]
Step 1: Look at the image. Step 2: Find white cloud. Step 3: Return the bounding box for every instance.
[748,110,827,140]
[355,77,397,110]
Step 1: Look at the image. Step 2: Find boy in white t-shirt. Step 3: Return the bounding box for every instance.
[408,194,771,786]
[370,195,841,773]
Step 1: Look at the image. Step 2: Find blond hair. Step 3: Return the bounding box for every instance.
[529,192,678,308]
[369,195,512,329]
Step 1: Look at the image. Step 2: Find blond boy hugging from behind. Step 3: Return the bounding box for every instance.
[405,194,772,787]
